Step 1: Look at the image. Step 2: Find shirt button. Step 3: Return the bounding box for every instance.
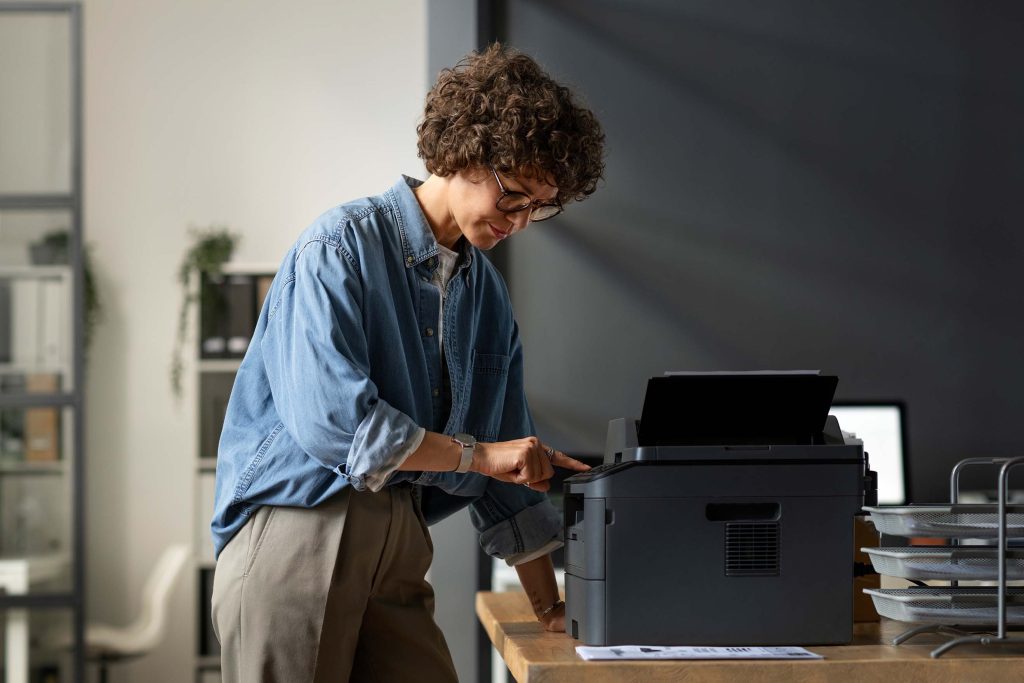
[425,327,434,336]
[421,275,429,282]
[432,388,440,397]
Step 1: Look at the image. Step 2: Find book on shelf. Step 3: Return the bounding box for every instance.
[25,373,61,462]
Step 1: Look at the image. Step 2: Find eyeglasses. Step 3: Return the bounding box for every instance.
[490,167,563,222]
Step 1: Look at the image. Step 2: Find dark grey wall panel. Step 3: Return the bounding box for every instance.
[500,0,1024,501]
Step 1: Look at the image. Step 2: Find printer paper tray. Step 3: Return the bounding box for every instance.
[864,505,1024,539]
[865,587,1024,625]
[863,546,1024,581]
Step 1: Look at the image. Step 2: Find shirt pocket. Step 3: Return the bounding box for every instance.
[462,350,511,441]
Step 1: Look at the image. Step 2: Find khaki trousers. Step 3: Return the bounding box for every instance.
[211,486,458,683]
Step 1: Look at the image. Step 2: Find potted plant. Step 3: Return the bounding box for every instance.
[171,226,238,397]
[27,230,103,351]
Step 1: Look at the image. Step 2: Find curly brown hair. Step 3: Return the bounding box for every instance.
[417,44,605,205]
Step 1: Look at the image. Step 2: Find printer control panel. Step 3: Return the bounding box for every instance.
[567,461,633,483]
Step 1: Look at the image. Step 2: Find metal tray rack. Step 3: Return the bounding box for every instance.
[863,505,1024,539]
[862,457,1024,658]
[863,546,1024,582]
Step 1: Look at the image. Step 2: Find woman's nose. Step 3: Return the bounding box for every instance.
[508,211,531,234]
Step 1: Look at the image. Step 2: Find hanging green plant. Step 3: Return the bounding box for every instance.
[29,229,103,353]
[170,226,239,397]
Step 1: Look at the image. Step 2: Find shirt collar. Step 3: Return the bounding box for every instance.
[388,175,473,270]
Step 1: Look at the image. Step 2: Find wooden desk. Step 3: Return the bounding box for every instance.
[477,592,1024,682]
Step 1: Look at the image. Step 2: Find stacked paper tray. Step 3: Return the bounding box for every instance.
[862,546,1024,581]
[863,505,1024,539]
[865,587,1024,625]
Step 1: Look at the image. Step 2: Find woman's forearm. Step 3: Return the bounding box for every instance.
[514,553,561,618]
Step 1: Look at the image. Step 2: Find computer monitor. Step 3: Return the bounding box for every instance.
[829,401,910,505]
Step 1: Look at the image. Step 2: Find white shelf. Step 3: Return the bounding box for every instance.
[0,264,71,280]
[0,460,65,475]
[197,359,243,373]
[0,363,69,376]
[220,262,278,275]
[192,263,276,676]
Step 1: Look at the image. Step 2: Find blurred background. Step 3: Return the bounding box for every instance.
[0,0,1021,681]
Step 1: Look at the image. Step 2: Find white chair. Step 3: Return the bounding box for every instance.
[82,544,190,683]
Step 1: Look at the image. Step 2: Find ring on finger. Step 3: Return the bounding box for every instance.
[544,446,555,459]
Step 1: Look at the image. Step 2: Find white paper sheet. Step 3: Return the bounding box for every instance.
[575,645,823,661]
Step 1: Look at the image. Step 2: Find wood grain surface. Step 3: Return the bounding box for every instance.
[477,591,1024,682]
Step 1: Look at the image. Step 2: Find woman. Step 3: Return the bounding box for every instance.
[211,44,605,682]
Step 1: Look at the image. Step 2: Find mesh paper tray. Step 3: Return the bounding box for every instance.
[863,505,1024,539]
[865,587,1024,625]
[862,546,1024,581]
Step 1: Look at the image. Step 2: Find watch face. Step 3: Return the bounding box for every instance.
[454,432,476,446]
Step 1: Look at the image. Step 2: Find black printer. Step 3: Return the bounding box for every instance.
[564,372,876,646]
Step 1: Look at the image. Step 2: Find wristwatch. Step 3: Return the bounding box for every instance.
[451,433,476,473]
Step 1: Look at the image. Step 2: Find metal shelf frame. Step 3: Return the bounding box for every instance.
[0,2,86,682]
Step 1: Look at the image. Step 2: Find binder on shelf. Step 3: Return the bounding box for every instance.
[0,280,11,364]
[200,272,263,359]
[199,567,221,657]
[199,273,229,358]
[256,274,274,316]
[6,277,69,368]
[200,371,236,461]
[39,277,67,368]
[225,274,255,357]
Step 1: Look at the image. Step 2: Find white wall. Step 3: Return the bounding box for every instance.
[83,2,427,681]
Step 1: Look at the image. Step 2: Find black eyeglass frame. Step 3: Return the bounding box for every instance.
[490,167,563,222]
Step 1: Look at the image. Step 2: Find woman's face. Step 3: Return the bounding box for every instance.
[448,167,559,250]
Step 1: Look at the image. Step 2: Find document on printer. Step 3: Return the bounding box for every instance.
[574,645,823,661]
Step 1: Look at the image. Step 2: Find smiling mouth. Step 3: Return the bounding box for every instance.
[489,223,511,239]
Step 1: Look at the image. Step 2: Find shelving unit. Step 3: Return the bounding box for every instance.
[0,3,85,682]
[190,262,276,683]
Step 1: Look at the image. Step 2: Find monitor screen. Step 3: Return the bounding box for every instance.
[830,403,909,505]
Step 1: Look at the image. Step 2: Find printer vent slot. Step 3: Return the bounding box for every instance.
[725,523,780,577]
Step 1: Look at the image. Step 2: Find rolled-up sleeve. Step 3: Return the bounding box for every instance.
[470,483,563,565]
[261,237,421,492]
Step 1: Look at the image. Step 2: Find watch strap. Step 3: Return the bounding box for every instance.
[452,433,476,473]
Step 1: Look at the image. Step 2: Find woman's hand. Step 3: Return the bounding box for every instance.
[471,437,590,490]
[514,554,567,632]
[539,600,566,632]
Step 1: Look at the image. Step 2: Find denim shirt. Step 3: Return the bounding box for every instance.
[211,176,562,562]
